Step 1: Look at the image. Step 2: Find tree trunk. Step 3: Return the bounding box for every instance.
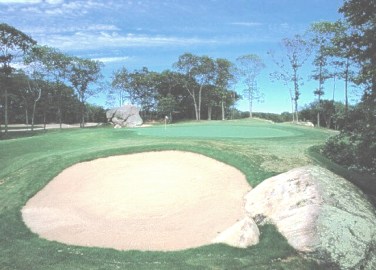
[0,98,2,137]
[317,94,321,128]
[193,100,198,121]
[186,86,199,121]
[344,59,349,117]
[31,103,36,131]
[289,89,295,122]
[208,105,212,120]
[294,98,299,123]
[25,107,29,126]
[58,105,62,129]
[221,100,225,120]
[31,89,41,132]
[326,116,332,129]
[332,74,336,102]
[56,83,63,129]
[249,99,253,118]
[317,62,323,128]
[293,67,299,123]
[80,100,85,128]
[198,86,203,121]
[4,88,8,134]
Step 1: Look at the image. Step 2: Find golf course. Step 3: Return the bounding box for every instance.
[0,119,341,269]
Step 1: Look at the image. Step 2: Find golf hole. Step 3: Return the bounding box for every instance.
[22,151,251,251]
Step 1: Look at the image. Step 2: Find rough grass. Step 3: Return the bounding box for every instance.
[0,119,335,269]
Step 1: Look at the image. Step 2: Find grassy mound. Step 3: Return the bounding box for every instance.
[0,119,335,269]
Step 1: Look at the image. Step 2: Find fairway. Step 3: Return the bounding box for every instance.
[0,120,335,269]
[136,122,300,139]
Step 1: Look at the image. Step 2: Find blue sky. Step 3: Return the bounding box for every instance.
[1,0,357,113]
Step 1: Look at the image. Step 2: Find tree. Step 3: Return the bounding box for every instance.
[174,53,215,120]
[128,67,158,119]
[110,67,132,107]
[3,72,30,125]
[215,58,236,120]
[24,45,52,131]
[340,0,376,96]
[29,46,72,128]
[323,0,376,175]
[323,21,357,117]
[157,94,177,120]
[339,1,376,130]
[236,54,265,118]
[269,35,311,122]
[0,23,36,135]
[12,72,38,128]
[310,22,339,127]
[174,53,200,120]
[155,70,185,121]
[69,57,102,127]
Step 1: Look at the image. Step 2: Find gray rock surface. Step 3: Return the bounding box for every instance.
[212,217,260,248]
[244,166,376,269]
[106,105,143,127]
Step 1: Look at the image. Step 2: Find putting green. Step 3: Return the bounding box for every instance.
[136,124,299,139]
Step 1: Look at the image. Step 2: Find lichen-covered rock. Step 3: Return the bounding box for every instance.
[244,166,376,269]
[212,217,260,248]
[106,104,143,127]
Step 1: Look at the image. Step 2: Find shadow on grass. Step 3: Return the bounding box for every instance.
[0,130,47,140]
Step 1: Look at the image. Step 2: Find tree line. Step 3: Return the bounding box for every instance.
[108,54,245,122]
[0,24,103,135]
[0,0,375,175]
[320,0,376,175]
[1,14,362,134]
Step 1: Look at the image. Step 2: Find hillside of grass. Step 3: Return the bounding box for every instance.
[0,119,335,269]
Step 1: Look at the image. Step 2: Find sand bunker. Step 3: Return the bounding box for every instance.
[22,151,251,251]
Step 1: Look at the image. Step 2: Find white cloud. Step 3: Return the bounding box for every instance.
[231,22,263,27]
[23,24,120,35]
[0,0,62,3]
[91,56,130,63]
[20,6,41,12]
[0,0,41,3]
[37,31,217,51]
[45,0,63,4]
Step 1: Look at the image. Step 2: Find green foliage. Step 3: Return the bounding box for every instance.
[323,133,357,166]
[323,104,376,175]
[322,0,376,177]
[340,0,376,93]
[300,100,346,129]
[233,111,293,123]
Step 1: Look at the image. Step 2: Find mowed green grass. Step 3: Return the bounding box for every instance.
[0,119,335,269]
[137,121,299,139]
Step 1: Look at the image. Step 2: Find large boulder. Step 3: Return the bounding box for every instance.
[106,104,143,127]
[244,166,376,269]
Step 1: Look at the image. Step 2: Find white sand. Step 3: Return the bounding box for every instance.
[22,151,251,251]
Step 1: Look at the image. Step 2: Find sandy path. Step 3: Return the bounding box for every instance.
[22,151,251,251]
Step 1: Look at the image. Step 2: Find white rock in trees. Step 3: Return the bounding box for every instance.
[106,104,143,127]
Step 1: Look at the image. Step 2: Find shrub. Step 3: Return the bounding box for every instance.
[323,128,376,175]
[323,133,357,167]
